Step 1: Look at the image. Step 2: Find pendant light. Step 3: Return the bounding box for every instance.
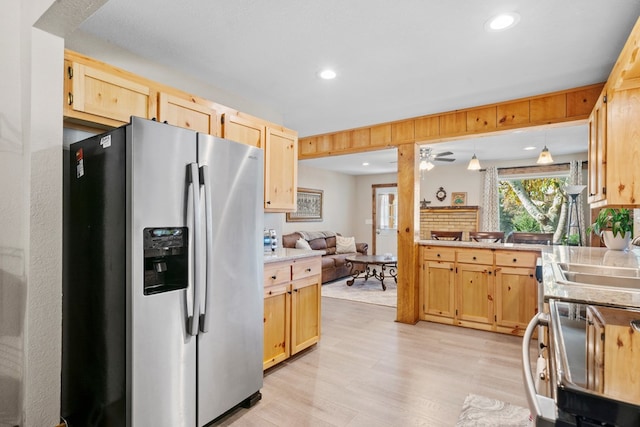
[536,146,554,164]
[467,153,481,170]
[537,132,554,164]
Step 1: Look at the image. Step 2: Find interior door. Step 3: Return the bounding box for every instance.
[372,184,398,256]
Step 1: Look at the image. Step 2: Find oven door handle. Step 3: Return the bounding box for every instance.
[522,312,556,425]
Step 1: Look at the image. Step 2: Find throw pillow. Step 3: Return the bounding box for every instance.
[295,238,312,250]
[336,235,356,254]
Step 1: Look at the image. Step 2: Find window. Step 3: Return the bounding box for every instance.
[498,173,568,237]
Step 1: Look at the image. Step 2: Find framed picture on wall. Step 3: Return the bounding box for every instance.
[286,187,323,222]
[451,192,467,206]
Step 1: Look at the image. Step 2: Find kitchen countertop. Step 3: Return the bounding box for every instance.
[417,239,547,251]
[263,248,324,264]
[542,245,640,309]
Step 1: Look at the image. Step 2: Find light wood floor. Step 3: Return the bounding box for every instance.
[212,297,532,426]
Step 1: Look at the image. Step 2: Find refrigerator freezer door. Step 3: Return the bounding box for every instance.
[196,134,264,425]
[128,117,198,426]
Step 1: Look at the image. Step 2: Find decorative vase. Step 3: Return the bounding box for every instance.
[601,230,631,251]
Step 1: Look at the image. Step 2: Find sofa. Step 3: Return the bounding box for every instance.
[282,231,368,284]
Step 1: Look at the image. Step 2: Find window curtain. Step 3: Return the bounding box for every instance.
[568,160,586,245]
[481,166,500,231]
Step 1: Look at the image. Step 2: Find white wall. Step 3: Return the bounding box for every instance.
[1,1,64,425]
[280,165,358,239]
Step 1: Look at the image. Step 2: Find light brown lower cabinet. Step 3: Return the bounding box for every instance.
[263,256,321,370]
[586,305,640,405]
[420,245,538,336]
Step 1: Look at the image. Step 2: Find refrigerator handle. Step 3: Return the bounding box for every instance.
[199,164,213,333]
[187,162,202,336]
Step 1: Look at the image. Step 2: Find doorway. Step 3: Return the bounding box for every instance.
[372,183,398,256]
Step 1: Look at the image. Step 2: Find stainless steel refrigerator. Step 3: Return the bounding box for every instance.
[62,117,263,426]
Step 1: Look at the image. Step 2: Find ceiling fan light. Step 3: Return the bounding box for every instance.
[467,154,481,170]
[419,159,428,170]
[536,145,554,164]
[425,161,435,171]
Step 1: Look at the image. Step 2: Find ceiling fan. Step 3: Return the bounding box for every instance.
[417,147,456,171]
[421,147,455,162]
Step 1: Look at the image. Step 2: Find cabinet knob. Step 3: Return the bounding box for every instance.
[437,253,441,257]
[293,288,298,292]
[268,290,272,295]
[266,200,271,205]
[271,275,277,280]
[305,268,311,272]
[67,66,73,79]
[473,256,477,260]
[67,92,73,105]
[513,258,517,263]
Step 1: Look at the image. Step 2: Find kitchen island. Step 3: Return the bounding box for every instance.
[263,248,323,370]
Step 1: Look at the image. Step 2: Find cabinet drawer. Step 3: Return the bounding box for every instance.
[495,251,538,267]
[292,257,321,281]
[422,247,456,262]
[456,250,493,265]
[264,262,291,286]
[264,282,290,298]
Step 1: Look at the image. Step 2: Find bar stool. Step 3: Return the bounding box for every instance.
[430,231,463,241]
[469,231,505,243]
[508,232,554,245]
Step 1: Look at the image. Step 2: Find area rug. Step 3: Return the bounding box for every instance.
[456,394,531,427]
[321,277,397,307]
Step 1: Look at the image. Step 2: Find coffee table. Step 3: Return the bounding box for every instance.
[345,254,398,291]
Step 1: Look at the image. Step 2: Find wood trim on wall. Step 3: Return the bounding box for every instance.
[299,83,603,159]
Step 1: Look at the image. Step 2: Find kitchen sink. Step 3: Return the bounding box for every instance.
[560,271,640,289]
[558,263,640,277]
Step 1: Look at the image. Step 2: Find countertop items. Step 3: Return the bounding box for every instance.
[264,248,324,264]
[542,245,640,309]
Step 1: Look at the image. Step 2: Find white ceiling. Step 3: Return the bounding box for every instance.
[61,1,639,173]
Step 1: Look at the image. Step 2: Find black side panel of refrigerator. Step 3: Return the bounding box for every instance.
[62,127,127,426]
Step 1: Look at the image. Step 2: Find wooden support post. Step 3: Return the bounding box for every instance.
[396,143,420,324]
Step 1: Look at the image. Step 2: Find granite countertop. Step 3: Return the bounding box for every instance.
[417,239,547,252]
[542,245,640,309]
[263,248,325,264]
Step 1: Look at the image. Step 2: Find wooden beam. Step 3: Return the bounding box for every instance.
[396,143,420,324]
[298,83,604,159]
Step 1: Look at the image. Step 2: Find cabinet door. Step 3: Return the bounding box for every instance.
[264,127,298,212]
[457,263,493,326]
[606,83,640,205]
[421,260,456,319]
[222,114,265,147]
[67,62,154,127]
[586,306,605,393]
[263,283,291,370]
[588,90,607,204]
[290,275,320,355]
[157,92,219,135]
[494,266,537,334]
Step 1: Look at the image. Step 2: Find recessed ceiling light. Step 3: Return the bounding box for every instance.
[524,146,537,151]
[362,162,369,166]
[485,12,520,32]
[319,69,337,80]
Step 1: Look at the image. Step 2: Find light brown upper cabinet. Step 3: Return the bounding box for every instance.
[64,59,156,128]
[587,88,607,205]
[157,92,220,136]
[264,127,298,212]
[588,17,640,207]
[222,114,265,147]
